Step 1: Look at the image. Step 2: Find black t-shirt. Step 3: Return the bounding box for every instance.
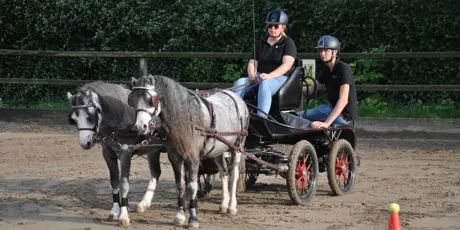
[317,58,358,121]
[250,35,297,75]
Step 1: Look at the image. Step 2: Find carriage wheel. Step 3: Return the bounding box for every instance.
[286,140,319,205]
[327,139,357,196]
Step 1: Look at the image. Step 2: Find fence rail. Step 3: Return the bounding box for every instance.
[2,49,460,59]
[1,49,460,92]
[1,78,460,92]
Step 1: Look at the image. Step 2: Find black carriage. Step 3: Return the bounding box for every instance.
[198,58,359,205]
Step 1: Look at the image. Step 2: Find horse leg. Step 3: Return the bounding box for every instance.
[118,151,132,227]
[102,147,120,221]
[228,150,242,215]
[214,153,230,214]
[136,151,161,213]
[169,154,186,226]
[184,158,200,229]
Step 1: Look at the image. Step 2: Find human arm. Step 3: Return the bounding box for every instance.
[247,42,260,81]
[247,59,258,81]
[323,84,349,126]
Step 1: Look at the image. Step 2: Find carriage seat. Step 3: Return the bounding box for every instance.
[244,58,304,113]
[271,58,304,111]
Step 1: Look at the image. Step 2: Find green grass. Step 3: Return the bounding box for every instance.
[356,97,460,119]
[1,99,459,119]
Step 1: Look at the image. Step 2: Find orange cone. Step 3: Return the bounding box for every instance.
[388,203,402,230]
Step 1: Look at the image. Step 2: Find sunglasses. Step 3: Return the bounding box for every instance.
[267,24,280,29]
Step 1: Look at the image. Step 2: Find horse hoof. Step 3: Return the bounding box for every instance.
[219,206,228,214]
[173,214,186,226]
[119,218,130,227]
[227,207,238,215]
[108,213,119,221]
[135,203,147,213]
[188,220,200,229]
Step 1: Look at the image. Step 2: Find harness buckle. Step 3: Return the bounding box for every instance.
[140,139,149,146]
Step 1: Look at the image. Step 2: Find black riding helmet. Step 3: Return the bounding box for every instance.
[265,9,288,25]
[315,35,341,54]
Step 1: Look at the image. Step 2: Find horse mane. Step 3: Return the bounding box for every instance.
[77,81,136,131]
[140,75,205,163]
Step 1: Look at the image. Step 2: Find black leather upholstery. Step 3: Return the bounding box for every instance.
[271,58,304,111]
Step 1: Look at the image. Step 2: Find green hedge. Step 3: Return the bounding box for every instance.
[0,0,459,107]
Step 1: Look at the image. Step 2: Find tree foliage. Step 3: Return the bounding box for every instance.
[0,0,458,106]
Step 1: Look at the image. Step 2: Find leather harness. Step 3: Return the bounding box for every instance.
[192,91,248,157]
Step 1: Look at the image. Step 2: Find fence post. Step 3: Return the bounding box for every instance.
[139,58,148,77]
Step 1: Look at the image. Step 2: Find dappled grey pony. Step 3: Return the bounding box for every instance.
[66,81,164,227]
[128,74,249,228]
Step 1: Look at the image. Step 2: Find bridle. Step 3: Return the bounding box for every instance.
[130,86,162,130]
[68,102,102,143]
[131,86,160,117]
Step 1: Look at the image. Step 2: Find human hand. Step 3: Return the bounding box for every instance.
[311,121,329,129]
[259,73,271,80]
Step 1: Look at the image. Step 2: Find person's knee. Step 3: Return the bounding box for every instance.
[260,77,287,93]
[315,104,332,115]
[305,106,327,121]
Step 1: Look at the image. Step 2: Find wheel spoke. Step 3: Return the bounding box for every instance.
[343,171,348,184]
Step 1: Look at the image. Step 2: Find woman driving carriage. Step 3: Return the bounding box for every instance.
[232,9,297,118]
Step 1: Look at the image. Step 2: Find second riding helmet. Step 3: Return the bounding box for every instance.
[265,9,288,25]
[315,35,341,53]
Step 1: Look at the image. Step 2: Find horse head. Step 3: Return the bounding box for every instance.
[128,75,162,135]
[66,90,102,149]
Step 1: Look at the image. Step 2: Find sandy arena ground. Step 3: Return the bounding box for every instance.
[0,120,459,230]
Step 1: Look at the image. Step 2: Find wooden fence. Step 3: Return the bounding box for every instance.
[1,49,460,92]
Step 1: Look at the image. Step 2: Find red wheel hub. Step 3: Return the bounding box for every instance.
[335,150,351,184]
[295,155,311,190]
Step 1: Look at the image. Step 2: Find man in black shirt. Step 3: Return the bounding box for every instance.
[298,35,358,129]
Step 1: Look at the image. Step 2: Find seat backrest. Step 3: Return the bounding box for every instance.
[271,58,304,112]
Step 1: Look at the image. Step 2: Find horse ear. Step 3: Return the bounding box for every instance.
[66,92,73,100]
[131,77,138,87]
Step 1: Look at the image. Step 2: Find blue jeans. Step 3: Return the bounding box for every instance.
[297,104,351,126]
[233,74,288,118]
